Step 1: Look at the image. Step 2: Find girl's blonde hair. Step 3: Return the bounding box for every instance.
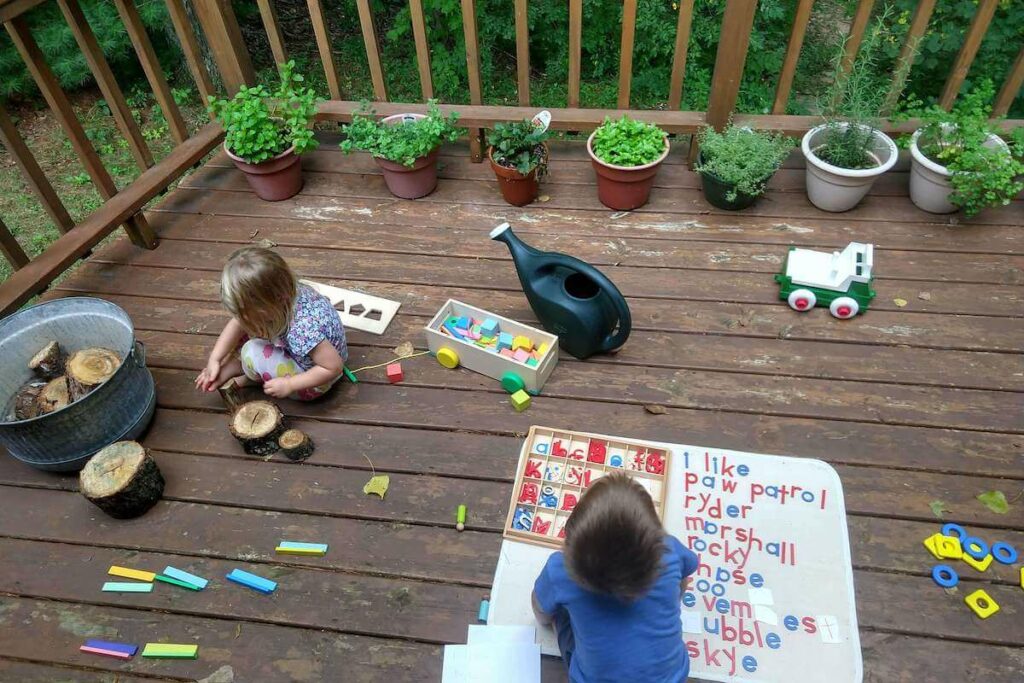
[221,247,297,340]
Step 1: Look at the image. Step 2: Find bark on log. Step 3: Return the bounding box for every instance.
[218,378,243,413]
[28,341,65,379]
[80,441,165,519]
[13,380,45,420]
[279,429,314,461]
[67,347,121,401]
[35,376,70,414]
[229,400,285,456]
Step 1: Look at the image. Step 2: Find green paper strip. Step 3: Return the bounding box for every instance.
[155,574,201,590]
[142,643,198,659]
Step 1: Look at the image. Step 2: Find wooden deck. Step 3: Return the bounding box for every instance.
[1,136,1022,682]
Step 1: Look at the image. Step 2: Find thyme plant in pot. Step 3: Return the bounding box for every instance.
[801,16,903,212]
[340,100,463,199]
[488,119,549,206]
[587,116,669,210]
[208,61,319,202]
[901,82,1023,216]
[695,125,793,210]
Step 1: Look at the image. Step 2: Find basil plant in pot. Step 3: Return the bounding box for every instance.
[340,100,463,199]
[587,115,669,211]
[488,119,550,206]
[902,82,1023,216]
[695,125,794,210]
[208,61,319,202]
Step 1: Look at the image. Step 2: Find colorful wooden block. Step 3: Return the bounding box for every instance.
[961,552,993,572]
[142,643,199,659]
[276,542,329,556]
[455,316,471,330]
[935,535,963,560]
[512,335,532,352]
[80,645,133,660]
[226,568,277,594]
[513,348,530,363]
[922,533,944,560]
[108,566,156,582]
[499,349,516,358]
[537,342,549,356]
[991,542,1018,565]
[497,332,514,350]
[964,589,999,619]
[443,322,467,339]
[480,318,499,336]
[386,363,404,383]
[162,566,208,590]
[85,640,138,656]
[102,582,153,593]
[155,574,202,590]
[526,357,539,367]
[510,389,531,412]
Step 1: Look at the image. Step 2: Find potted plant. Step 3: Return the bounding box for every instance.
[695,124,793,210]
[208,61,319,202]
[901,83,1024,216]
[801,16,902,212]
[587,115,669,210]
[340,99,463,199]
[488,119,549,206]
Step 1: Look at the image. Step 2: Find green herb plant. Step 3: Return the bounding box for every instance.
[340,100,464,167]
[695,125,794,201]
[591,116,667,167]
[489,119,550,176]
[900,81,1024,217]
[208,61,320,164]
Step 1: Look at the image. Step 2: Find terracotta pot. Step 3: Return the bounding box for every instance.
[224,143,303,201]
[586,131,669,211]
[909,126,1008,214]
[802,123,898,212]
[488,144,546,206]
[373,113,441,199]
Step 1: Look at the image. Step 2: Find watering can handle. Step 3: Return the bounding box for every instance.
[566,262,632,353]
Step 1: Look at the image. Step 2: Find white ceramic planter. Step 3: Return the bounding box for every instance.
[909,127,1009,214]
[801,123,897,212]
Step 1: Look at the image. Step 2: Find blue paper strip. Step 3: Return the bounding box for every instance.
[162,566,208,589]
[226,568,277,594]
[85,640,138,656]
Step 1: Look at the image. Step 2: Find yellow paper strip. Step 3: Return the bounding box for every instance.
[108,566,156,582]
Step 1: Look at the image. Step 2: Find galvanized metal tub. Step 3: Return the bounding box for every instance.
[0,297,155,472]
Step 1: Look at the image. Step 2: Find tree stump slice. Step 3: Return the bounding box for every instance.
[36,376,70,414]
[28,341,66,379]
[67,347,121,401]
[229,401,285,456]
[13,380,46,420]
[80,441,165,519]
[279,429,314,461]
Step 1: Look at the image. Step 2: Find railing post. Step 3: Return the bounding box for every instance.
[193,0,255,94]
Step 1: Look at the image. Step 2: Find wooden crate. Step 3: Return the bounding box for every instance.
[423,299,559,394]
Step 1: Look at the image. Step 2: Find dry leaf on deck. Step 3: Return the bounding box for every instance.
[918,292,931,301]
[538,195,551,203]
[393,341,415,358]
[928,500,950,519]
[363,474,390,499]
[644,404,668,415]
[893,298,908,308]
[254,238,277,249]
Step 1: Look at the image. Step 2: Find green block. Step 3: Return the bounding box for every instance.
[510,389,531,412]
[142,643,198,659]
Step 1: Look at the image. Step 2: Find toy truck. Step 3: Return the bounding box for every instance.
[774,242,875,319]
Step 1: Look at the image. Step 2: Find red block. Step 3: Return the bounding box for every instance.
[386,363,404,383]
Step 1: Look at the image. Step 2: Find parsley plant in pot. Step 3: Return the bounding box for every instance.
[488,119,550,206]
[587,116,669,210]
[340,100,463,199]
[695,125,794,210]
[208,61,319,202]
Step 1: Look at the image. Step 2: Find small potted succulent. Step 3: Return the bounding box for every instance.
[208,61,319,201]
[587,115,669,210]
[902,82,1023,216]
[340,99,463,199]
[801,16,901,212]
[695,124,793,210]
[488,119,550,206]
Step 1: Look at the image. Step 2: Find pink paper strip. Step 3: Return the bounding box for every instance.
[80,645,132,660]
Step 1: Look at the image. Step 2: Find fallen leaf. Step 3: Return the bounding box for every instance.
[537,194,551,203]
[363,474,390,499]
[643,404,668,415]
[893,298,908,308]
[929,499,950,519]
[393,341,415,357]
[977,490,1009,514]
[249,229,259,239]
[252,238,277,249]
[918,292,931,301]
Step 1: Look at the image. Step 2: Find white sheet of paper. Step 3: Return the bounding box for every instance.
[755,605,779,626]
[466,641,541,683]
[442,645,469,683]
[817,615,842,644]
[467,624,537,645]
[488,541,560,656]
[748,587,774,606]
[681,611,702,634]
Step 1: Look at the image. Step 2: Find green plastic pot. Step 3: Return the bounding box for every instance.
[697,152,768,211]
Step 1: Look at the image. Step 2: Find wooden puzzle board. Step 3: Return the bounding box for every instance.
[490,430,862,683]
[503,426,670,548]
[300,279,400,335]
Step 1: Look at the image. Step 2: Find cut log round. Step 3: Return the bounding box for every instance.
[67,347,121,401]
[28,341,66,379]
[80,441,165,519]
[35,376,70,414]
[229,400,285,456]
[12,380,46,420]
[279,429,314,461]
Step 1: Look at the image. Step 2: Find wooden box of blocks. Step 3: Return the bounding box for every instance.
[503,426,670,549]
[424,299,559,394]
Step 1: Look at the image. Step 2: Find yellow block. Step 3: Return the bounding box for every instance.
[275,547,326,556]
[935,535,963,560]
[962,552,993,572]
[1020,566,1023,590]
[538,342,549,356]
[109,566,156,582]
[512,335,532,352]
[964,589,999,619]
[922,533,944,560]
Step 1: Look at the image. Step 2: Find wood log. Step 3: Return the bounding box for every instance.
[229,400,285,456]
[35,376,70,414]
[28,341,65,379]
[218,377,242,413]
[12,380,46,420]
[67,347,121,401]
[80,441,164,519]
[279,429,314,461]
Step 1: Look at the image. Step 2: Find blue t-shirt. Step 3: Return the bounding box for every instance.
[534,535,699,683]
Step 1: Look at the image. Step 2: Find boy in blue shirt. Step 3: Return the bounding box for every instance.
[532,473,699,683]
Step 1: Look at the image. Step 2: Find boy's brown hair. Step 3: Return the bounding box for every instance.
[563,472,666,601]
[221,246,298,340]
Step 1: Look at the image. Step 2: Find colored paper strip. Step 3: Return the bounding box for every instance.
[226,568,276,594]
[102,582,153,593]
[108,566,156,582]
[80,645,132,660]
[156,574,202,590]
[162,566,208,590]
[142,643,198,659]
[85,640,138,656]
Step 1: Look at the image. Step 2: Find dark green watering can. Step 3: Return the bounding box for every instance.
[490,223,631,359]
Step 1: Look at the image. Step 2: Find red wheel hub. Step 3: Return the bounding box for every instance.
[837,305,852,317]
[795,298,810,310]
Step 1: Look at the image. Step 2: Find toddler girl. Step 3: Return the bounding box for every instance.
[195,246,348,401]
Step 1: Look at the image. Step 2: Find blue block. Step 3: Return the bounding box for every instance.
[456,316,472,330]
[85,640,138,656]
[226,568,277,594]
[162,566,208,590]
[443,322,467,339]
[497,332,514,350]
[480,318,500,337]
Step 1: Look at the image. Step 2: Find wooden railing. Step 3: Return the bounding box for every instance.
[0,0,1021,317]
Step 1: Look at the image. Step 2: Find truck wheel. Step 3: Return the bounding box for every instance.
[829,297,859,319]
[787,289,816,312]
[436,347,460,369]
